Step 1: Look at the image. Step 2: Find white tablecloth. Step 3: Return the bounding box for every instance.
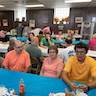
[39,46,75,62]
[0,43,96,62]
[39,46,96,62]
[0,43,9,53]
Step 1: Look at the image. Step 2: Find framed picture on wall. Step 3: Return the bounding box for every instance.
[75,17,83,23]
[3,19,8,26]
[77,23,82,27]
[29,19,35,27]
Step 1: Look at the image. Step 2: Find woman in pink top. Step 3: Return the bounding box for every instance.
[89,34,96,51]
[40,46,64,78]
[28,33,39,46]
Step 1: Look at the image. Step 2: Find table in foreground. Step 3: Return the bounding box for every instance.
[0,69,67,96]
[0,69,95,96]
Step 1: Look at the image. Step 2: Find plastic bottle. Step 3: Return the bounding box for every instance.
[65,88,75,96]
[19,79,25,96]
[65,88,71,96]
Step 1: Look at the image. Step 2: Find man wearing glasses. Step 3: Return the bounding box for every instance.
[3,40,31,72]
[62,42,96,92]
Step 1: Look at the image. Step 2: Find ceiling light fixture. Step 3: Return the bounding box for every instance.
[25,4,44,8]
[0,5,4,7]
[65,0,92,3]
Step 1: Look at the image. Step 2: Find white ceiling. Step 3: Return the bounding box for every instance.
[39,0,96,8]
[0,0,96,10]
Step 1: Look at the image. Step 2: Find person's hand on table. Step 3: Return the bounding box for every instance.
[78,85,88,91]
[70,82,78,90]
[70,82,88,92]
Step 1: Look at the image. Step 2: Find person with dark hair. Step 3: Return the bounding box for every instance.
[40,46,64,78]
[7,39,16,52]
[61,36,73,48]
[65,36,72,46]
[28,32,39,45]
[42,25,51,34]
[28,32,35,42]
[62,42,96,92]
[74,42,89,54]
[38,31,44,42]
[16,23,24,37]
[40,32,55,48]
[22,23,31,37]
[26,41,42,74]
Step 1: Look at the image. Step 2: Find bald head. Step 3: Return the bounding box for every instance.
[15,40,23,46]
[14,40,24,54]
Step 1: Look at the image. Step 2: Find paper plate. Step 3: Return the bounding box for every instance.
[54,93,65,96]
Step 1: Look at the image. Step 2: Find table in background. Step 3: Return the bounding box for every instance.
[54,39,89,45]
[0,42,96,61]
[0,43,9,53]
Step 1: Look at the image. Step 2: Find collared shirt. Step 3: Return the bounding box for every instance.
[3,50,31,72]
[64,56,96,83]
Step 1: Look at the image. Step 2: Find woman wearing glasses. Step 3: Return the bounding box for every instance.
[40,46,64,78]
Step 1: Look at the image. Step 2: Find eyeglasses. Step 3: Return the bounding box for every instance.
[15,46,23,49]
[76,51,86,55]
[49,51,56,54]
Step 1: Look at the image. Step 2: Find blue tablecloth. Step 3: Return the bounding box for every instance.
[0,69,68,96]
[54,39,89,45]
[16,37,28,42]
[0,69,95,96]
[72,40,89,45]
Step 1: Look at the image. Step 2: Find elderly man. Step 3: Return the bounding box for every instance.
[3,40,31,72]
[62,42,96,91]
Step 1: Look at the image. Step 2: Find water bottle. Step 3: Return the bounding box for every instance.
[65,88,71,96]
[19,79,25,96]
[65,88,75,96]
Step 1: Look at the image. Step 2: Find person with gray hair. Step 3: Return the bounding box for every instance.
[3,40,31,72]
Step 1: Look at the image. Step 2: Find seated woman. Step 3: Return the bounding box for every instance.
[40,46,64,78]
[62,36,73,48]
[7,39,16,52]
[28,32,39,46]
[40,32,55,48]
[56,31,64,40]
[88,34,96,51]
